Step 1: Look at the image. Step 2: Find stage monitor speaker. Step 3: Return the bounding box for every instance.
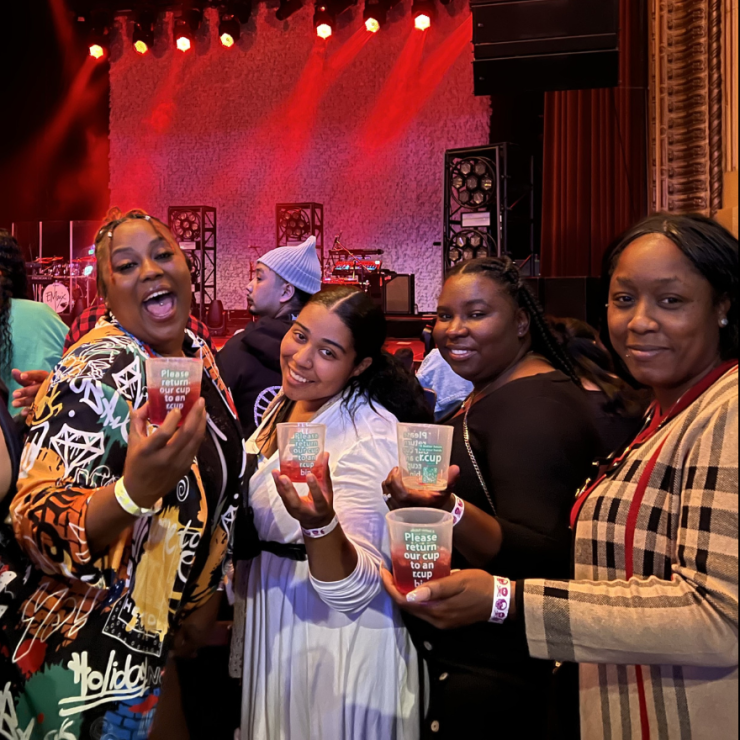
[384,275,416,315]
[472,0,620,94]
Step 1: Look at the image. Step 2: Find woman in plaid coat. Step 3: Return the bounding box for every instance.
[384,214,738,739]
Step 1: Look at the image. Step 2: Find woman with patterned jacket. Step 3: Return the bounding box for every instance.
[383,214,739,739]
[0,210,245,739]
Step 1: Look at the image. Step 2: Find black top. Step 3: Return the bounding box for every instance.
[216,316,292,437]
[407,371,600,671]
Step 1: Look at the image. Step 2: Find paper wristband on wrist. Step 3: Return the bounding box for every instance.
[302,515,340,540]
[489,576,512,624]
[450,494,465,526]
[114,478,163,518]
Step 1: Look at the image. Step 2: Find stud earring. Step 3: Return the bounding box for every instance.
[720,317,730,328]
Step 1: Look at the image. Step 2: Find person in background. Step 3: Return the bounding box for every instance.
[218,236,322,438]
[384,214,739,739]
[547,316,649,454]
[381,257,600,738]
[1,210,245,738]
[233,286,431,740]
[0,229,67,413]
[416,347,474,421]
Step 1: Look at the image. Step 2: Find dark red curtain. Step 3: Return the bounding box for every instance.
[540,0,649,277]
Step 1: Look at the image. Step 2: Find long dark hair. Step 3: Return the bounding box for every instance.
[0,230,29,373]
[308,286,432,423]
[547,317,649,418]
[603,214,739,361]
[447,257,582,385]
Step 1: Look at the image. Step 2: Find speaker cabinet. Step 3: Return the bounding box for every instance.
[472,0,620,94]
[384,275,416,315]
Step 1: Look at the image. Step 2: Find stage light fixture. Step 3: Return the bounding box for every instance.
[133,12,156,55]
[89,42,106,59]
[314,4,334,39]
[412,0,434,30]
[219,15,241,47]
[174,18,193,52]
[87,15,111,60]
[276,0,303,20]
[363,0,387,32]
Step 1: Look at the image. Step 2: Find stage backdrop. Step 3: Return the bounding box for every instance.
[108,2,490,311]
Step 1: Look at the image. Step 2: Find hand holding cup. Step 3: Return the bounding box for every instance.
[123,399,208,510]
[272,452,336,530]
[382,465,460,511]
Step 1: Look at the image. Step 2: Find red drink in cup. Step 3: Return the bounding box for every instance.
[386,508,454,595]
[145,358,203,427]
[277,423,327,483]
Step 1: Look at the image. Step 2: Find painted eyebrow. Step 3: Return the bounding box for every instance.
[294,321,347,354]
[438,300,491,310]
[614,276,684,286]
[110,236,167,257]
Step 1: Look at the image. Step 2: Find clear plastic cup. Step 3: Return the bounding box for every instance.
[397,423,455,492]
[145,357,203,427]
[387,508,454,595]
[277,423,327,483]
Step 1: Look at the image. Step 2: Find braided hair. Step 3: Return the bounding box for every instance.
[447,257,582,386]
[0,229,29,373]
[94,208,177,300]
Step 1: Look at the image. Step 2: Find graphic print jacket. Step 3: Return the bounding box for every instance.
[0,319,245,740]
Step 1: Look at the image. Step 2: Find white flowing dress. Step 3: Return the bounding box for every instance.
[234,394,420,740]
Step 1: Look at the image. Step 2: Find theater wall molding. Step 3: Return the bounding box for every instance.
[650,0,739,234]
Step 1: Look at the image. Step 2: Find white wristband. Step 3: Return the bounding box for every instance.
[450,495,465,526]
[489,576,512,624]
[302,515,340,540]
[114,478,163,518]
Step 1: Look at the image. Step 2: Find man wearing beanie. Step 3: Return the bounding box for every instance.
[217,236,322,436]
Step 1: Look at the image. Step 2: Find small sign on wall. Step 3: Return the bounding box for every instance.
[462,212,491,227]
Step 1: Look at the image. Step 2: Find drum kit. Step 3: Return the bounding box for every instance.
[28,256,97,314]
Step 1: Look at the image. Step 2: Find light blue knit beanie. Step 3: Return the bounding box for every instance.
[258,236,323,295]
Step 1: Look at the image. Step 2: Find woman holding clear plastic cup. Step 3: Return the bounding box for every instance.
[381,257,602,739]
[232,286,431,740]
[1,210,245,738]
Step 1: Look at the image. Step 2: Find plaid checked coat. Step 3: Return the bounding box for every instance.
[523,363,738,739]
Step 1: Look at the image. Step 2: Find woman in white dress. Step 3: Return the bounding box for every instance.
[233,286,432,740]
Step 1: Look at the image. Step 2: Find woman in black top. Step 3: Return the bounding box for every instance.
[382,257,600,738]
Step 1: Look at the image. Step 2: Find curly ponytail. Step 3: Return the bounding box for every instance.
[308,287,432,423]
[447,257,582,386]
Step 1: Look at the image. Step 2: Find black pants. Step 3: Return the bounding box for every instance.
[421,657,580,739]
[177,647,241,739]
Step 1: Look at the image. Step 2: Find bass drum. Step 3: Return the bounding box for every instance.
[42,282,71,314]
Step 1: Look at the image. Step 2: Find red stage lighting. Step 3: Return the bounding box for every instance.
[363,1,387,32]
[89,43,106,59]
[133,13,156,55]
[219,14,241,47]
[414,13,431,30]
[174,18,193,52]
[412,0,434,30]
[314,4,334,40]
